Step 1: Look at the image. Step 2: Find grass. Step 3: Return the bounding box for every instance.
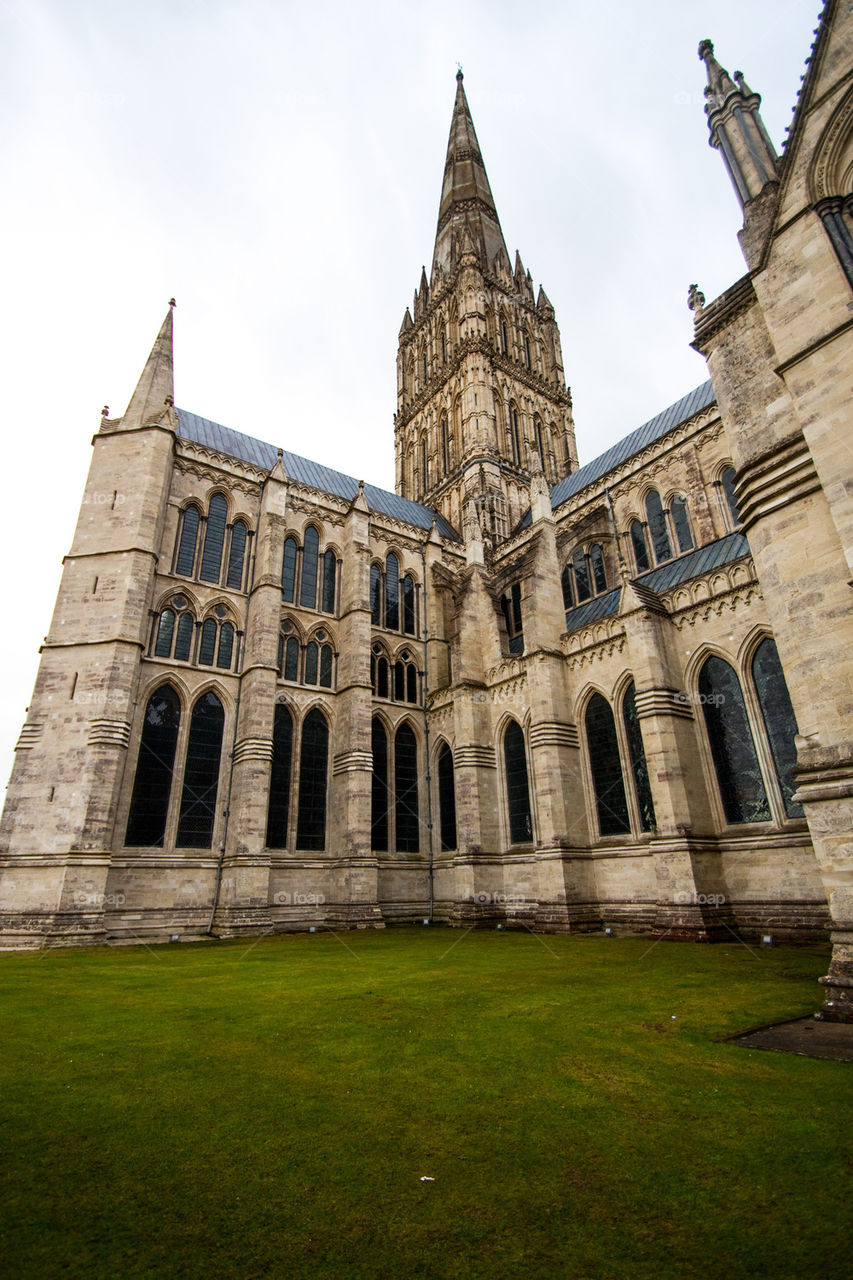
[0,927,849,1279]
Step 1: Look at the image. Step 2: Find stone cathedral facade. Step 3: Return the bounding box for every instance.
[2,3,852,1019]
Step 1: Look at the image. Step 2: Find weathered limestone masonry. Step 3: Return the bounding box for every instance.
[693,2,853,1018]
[0,8,849,1019]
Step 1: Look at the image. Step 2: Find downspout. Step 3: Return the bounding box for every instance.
[420,538,435,923]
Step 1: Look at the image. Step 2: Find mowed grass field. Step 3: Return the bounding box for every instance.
[0,928,849,1279]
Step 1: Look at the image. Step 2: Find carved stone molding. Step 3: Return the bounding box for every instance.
[735,437,820,529]
[233,737,274,765]
[87,719,131,749]
[15,722,44,751]
[529,722,580,750]
[455,744,497,769]
[332,750,373,776]
[634,689,695,722]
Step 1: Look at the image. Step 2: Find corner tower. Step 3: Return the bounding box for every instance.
[394,72,577,541]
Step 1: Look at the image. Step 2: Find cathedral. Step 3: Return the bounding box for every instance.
[1,2,851,1021]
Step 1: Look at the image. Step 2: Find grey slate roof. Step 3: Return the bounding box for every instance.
[634,531,750,594]
[563,587,622,632]
[550,380,716,511]
[175,408,460,541]
[563,531,750,634]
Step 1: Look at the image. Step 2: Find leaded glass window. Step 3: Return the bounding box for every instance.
[438,743,457,852]
[319,643,333,688]
[622,682,655,832]
[402,575,416,635]
[630,520,650,573]
[226,521,248,590]
[200,494,228,583]
[752,638,803,818]
[645,490,672,564]
[284,636,299,682]
[282,537,298,603]
[370,564,382,626]
[305,641,319,685]
[296,709,328,850]
[590,544,607,595]
[394,661,405,701]
[174,611,194,662]
[321,550,336,614]
[216,622,235,670]
[125,685,181,847]
[199,618,217,666]
[385,554,399,630]
[585,693,630,836]
[176,691,225,848]
[670,497,693,553]
[699,656,770,823]
[561,565,574,610]
[441,417,449,472]
[377,656,389,699]
[266,704,293,849]
[501,582,523,655]
[176,506,200,576]
[301,527,320,609]
[721,467,740,525]
[155,609,175,658]
[504,720,532,843]
[394,723,419,852]
[406,663,417,704]
[573,548,591,601]
[371,718,389,852]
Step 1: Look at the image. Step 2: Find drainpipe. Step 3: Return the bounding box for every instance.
[420,538,435,923]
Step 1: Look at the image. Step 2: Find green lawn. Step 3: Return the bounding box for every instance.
[0,928,849,1279]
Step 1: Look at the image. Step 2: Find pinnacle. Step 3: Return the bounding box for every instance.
[121,303,175,429]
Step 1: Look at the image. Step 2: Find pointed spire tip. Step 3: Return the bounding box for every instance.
[169,297,176,308]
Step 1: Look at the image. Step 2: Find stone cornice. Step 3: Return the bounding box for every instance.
[735,435,821,529]
[690,275,757,353]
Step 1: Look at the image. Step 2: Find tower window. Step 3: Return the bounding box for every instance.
[585,693,630,837]
[501,583,523,655]
[296,709,329,851]
[226,521,248,590]
[125,685,181,847]
[670,496,694,553]
[721,466,741,527]
[176,691,225,848]
[266,704,294,849]
[200,494,228,583]
[175,506,201,577]
[394,722,420,852]
[371,717,389,851]
[437,743,457,852]
[629,520,650,574]
[645,490,672,565]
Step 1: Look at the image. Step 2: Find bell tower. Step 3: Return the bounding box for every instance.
[394,71,577,540]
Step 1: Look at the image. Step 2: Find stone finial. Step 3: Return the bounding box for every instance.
[688,283,705,313]
[101,405,110,417]
[277,447,283,460]
[169,298,176,308]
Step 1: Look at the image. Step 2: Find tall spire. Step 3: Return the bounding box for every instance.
[699,39,778,208]
[121,300,175,428]
[431,71,510,279]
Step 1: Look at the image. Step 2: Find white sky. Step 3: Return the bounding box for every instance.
[0,0,820,790]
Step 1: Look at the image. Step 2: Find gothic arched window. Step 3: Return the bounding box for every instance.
[630,520,650,573]
[385,554,400,630]
[216,622,235,670]
[370,563,382,626]
[441,417,449,472]
[670,497,694,553]
[266,704,293,849]
[371,717,389,852]
[698,656,770,824]
[295,709,329,851]
[573,547,591,602]
[585,693,630,837]
[125,685,181,847]
[200,494,228,583]
[226,521,248,590]
[622,682,655,832]
[751,637,803,818]
[509,404,521,466]
[154,609,175,658]
[174,608,194,662]
[394,723,420,852]
[721,466,740,526]
[176,691,225,848]
[199,618,218,666]
[590,544,607,594]
[321,550,337,614]
[282,537,298,603]
[437,743,457,852]
[305,641,319,686]
[300,526,320,609]
[645,490,672,564]
[175,506,201,577]
[561,565,574,610]
[504,720,532,844]
[402,574,416,635]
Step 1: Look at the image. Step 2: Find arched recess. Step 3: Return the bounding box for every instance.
[502,718,532,844]
[266,702,294,849]
[295,707,329,850]
[176,690,226,848]
[125,683,182,847]
[436,739,457,852]
[583,690,631,837]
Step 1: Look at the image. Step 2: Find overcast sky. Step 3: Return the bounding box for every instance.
[0,0,819,789]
